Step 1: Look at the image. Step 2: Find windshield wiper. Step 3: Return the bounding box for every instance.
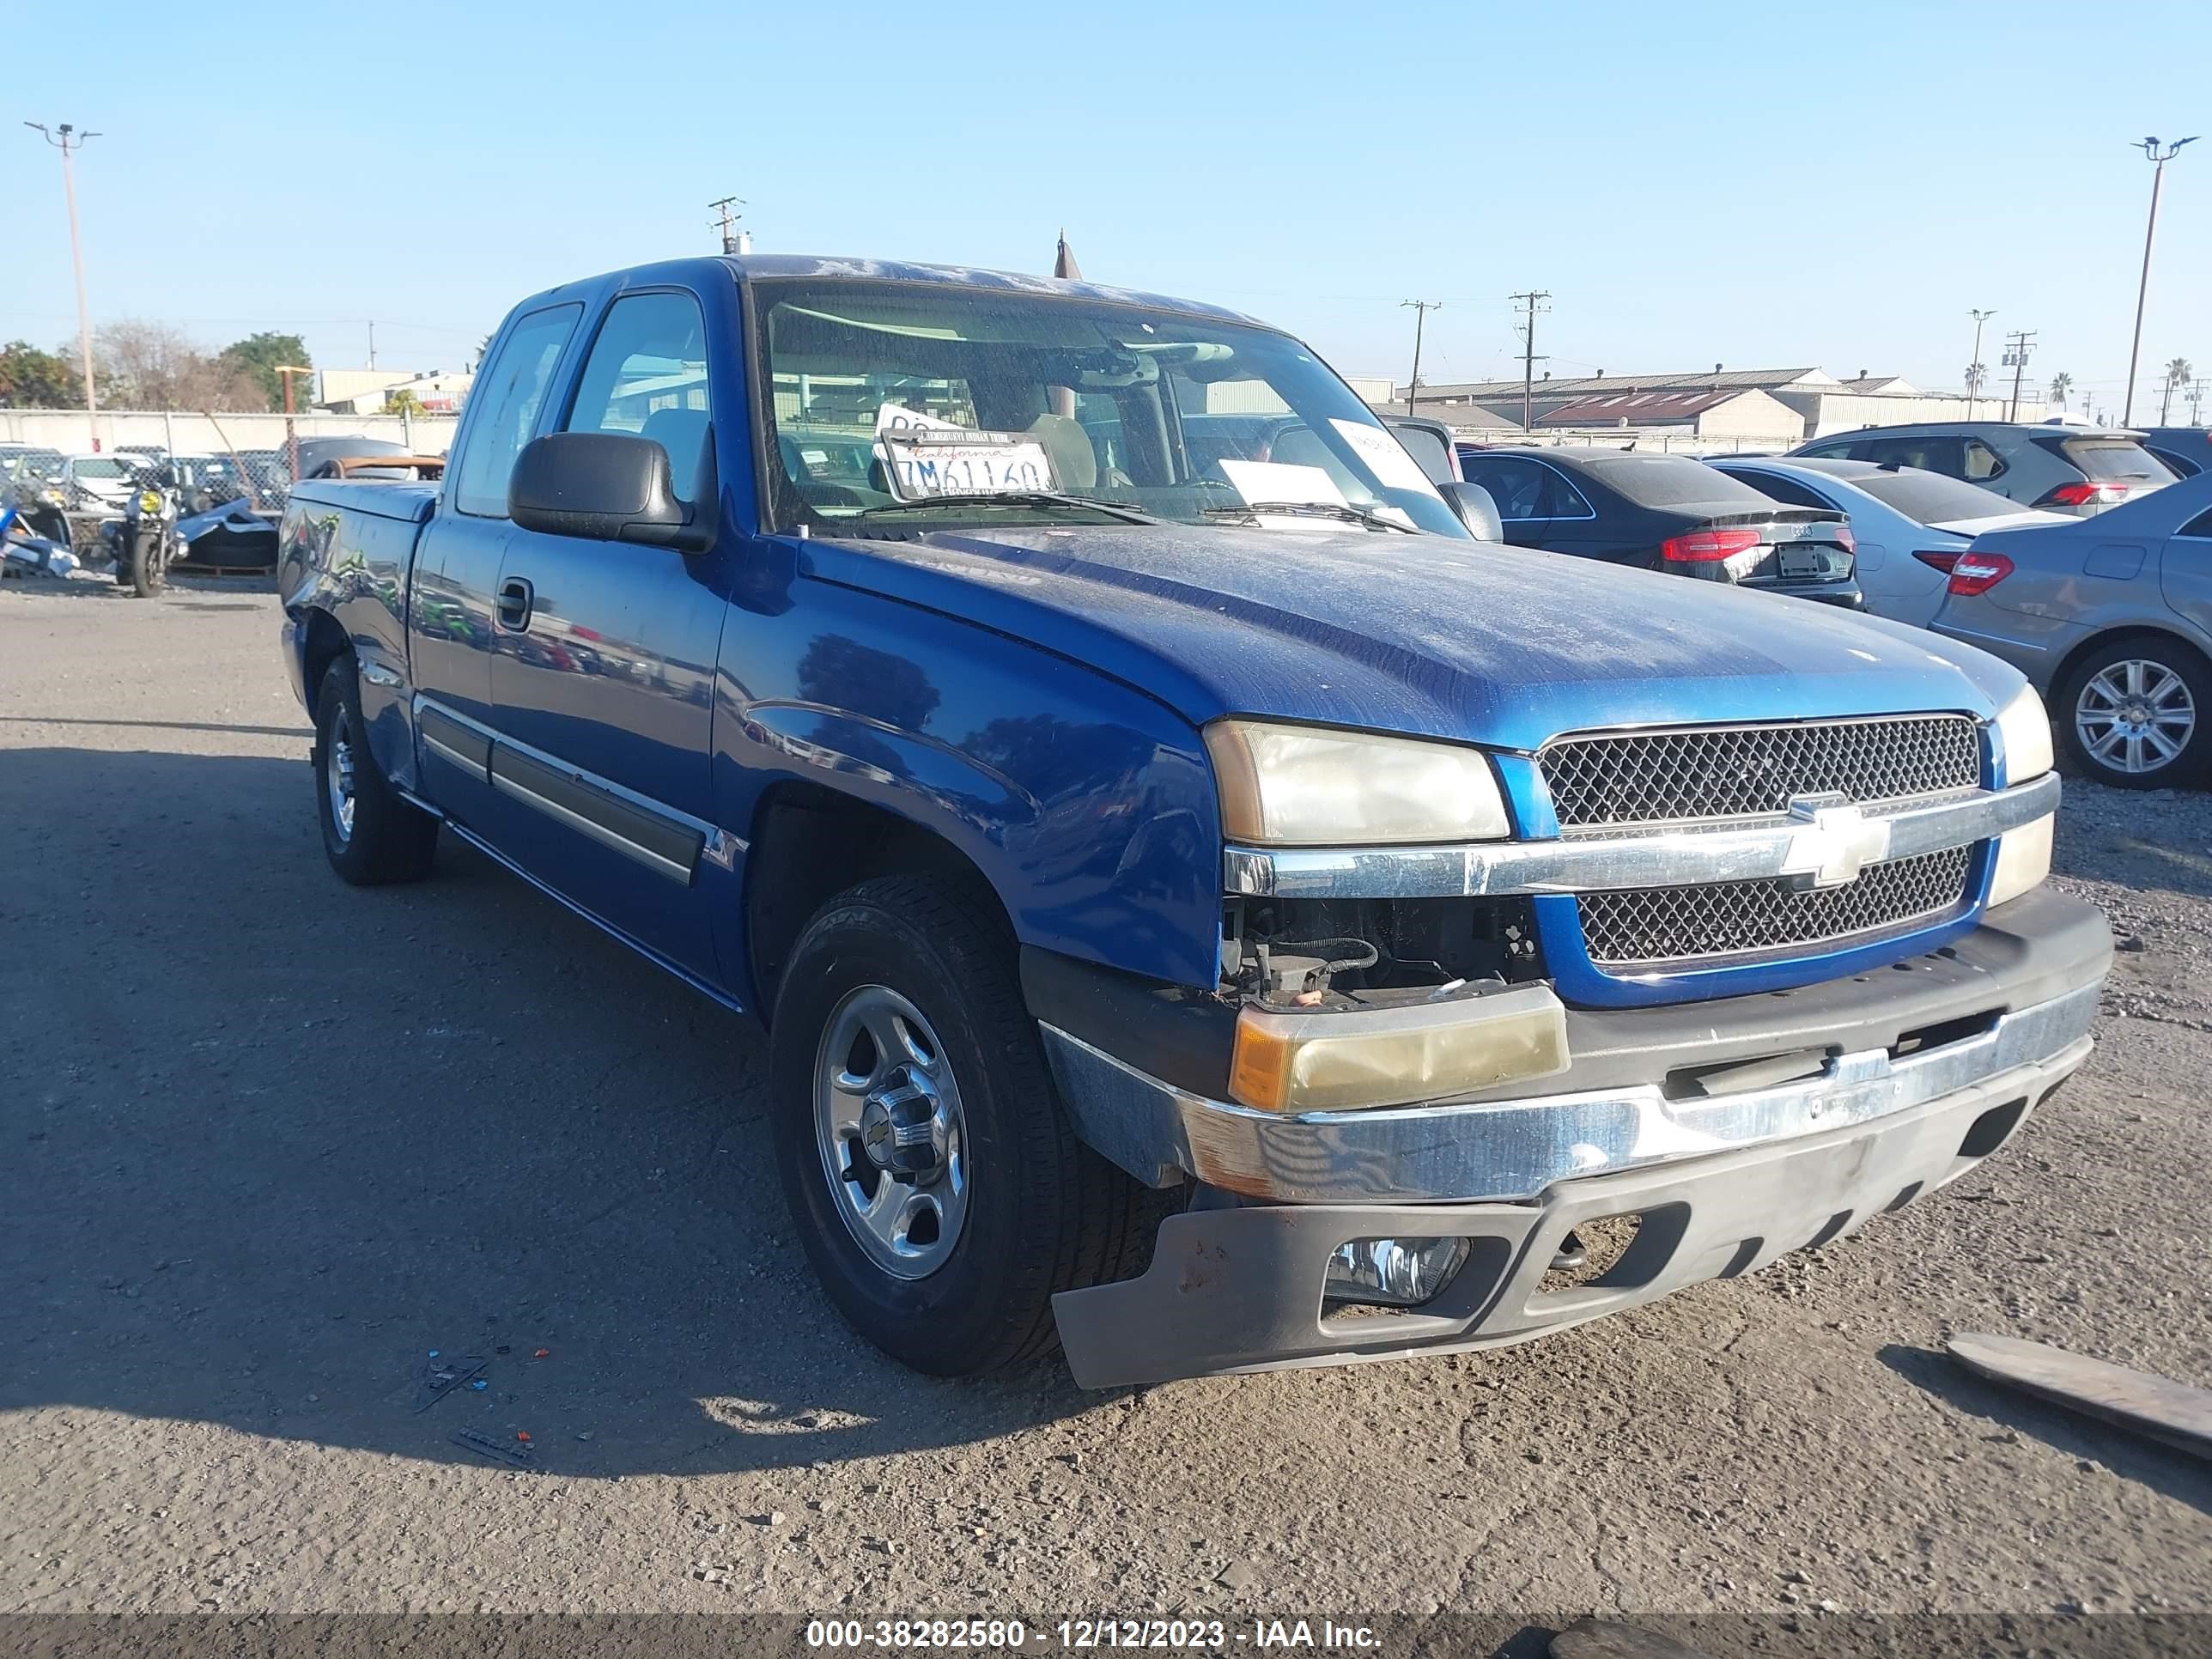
[1200,501,1417,533]
[857,492,1155,526]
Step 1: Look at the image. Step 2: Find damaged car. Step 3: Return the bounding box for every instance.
[278,255,2109,1387]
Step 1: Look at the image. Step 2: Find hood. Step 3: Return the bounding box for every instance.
[804,523,2022,751]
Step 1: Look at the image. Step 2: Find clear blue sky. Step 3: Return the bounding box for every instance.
[4,0,2206,410]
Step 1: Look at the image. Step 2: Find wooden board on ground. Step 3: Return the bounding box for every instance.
[1948,1332,2212,1461]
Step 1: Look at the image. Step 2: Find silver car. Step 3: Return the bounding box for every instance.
[1931,471,2212,787]
[1791,421,2171,518]
[1709,456,2066,626]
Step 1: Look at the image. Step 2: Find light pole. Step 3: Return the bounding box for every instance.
[24,121,102,449]
[1966,308,1996,419]
[2123,135,2197,427]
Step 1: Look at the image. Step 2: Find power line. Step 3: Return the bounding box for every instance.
[709,195,750,256]
[1509,290,1551,429]
[1399,300,1442,415]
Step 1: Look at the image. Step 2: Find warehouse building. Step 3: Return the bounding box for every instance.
[1387,365,2040,441]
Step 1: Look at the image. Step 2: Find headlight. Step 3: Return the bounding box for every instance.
[1204,720,1510,845]
[1994,682,2053,781]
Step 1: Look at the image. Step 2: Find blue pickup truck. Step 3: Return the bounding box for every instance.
[279,255,2108,1388]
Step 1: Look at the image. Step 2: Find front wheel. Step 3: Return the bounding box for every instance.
[127,530,167,598]
[769,873,1155,1376]
[2057,637,2212,788]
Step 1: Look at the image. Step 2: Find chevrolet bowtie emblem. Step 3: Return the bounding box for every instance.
[1780,793,1890,890]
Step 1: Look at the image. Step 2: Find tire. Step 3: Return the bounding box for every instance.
[128,530,165,598]
[769,872,1155,1376]
[2055,636,2212,789]
[313,656,439,884]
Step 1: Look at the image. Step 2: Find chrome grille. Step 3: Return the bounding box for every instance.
[1541,715,1981,830]
[1577,845,1974,968]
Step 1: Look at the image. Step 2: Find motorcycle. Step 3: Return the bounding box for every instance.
[106,471,181,598]
[1,478,80,579]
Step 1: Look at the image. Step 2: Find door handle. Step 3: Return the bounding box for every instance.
[496,576,534,631]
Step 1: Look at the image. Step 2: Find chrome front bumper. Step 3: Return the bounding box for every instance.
[1041,977,2098,1204]
[1223,770,2059,900]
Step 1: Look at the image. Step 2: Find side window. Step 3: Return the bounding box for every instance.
[2179,508,2212,539]
[1730,471,1831,510]
[453,304,582,518]
[1462,459,1548,520]
[1797,439,1858,461]
[563,291,714,503]
[1532,465,1595,518]
[1963,439,2007,481]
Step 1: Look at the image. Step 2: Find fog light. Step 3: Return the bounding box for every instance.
[1324,1236,1472,1308]
[1228,983,1570,1112]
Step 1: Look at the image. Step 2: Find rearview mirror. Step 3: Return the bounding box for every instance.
[508,431,708,550]
[1440,481,1504,541]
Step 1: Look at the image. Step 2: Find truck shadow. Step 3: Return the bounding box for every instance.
[0,745,1107,1480]
[1875,1344,2210,1517]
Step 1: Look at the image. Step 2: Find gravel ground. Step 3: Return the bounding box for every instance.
[2,577,2207,1628]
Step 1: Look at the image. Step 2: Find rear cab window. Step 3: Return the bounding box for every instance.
[453,304,584,518]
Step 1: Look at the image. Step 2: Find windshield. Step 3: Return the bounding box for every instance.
[1844,465,2028,523]
[753,281,1463,538]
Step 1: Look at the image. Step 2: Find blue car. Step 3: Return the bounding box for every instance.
[278,254,2106,1387]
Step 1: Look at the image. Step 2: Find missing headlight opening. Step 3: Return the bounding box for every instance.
[1220,895,1545,1007]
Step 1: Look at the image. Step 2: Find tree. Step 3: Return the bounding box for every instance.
[2162,357,2193,423]
[219,331,312,411]
[2047,371,2072,410]
[86,320,264,410]
[0,340,78,407]
[383,388,425,416]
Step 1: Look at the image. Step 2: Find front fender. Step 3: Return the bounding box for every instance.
[714,578,1222,994]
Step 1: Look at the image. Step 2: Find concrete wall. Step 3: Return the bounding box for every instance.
[0,408,459,457]
[1778,390,2048,438]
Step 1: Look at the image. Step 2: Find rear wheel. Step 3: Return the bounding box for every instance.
[2057,636,2211,788]
[313,656,439,884]
[769,872,1155,1376]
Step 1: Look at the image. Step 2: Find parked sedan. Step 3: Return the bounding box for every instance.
[1710,456,2068,626]
[1455,445,1862,605]
[2132,425,2209,480]
[1930,471,2212,787]
[1790,422,2169,517]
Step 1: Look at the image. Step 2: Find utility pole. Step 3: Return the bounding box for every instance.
[1400,300,1441,415]
[2002,330,2038,422]
[24,121,102,450]
[2191,378,2208,425]
[276,366,313,484]
[2124,136,2197,426]
[1509,290,1551,429]
[710,195,750,256]
[1966,308,1996,419]
[368,320,377,370]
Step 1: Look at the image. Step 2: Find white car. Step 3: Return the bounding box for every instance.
[59,453,149,511]
[1708,456,2069,627]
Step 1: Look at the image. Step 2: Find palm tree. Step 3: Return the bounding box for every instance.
[2048,371,2072,410]
[2161,357,2193,423]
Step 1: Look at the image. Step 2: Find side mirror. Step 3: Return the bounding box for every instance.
[1440,481,1504,541]
[508,431,708,550]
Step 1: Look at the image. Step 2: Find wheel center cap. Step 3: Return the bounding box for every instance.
[858,1066,946,1177]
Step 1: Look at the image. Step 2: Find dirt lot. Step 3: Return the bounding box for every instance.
[3,578,2208,1629]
